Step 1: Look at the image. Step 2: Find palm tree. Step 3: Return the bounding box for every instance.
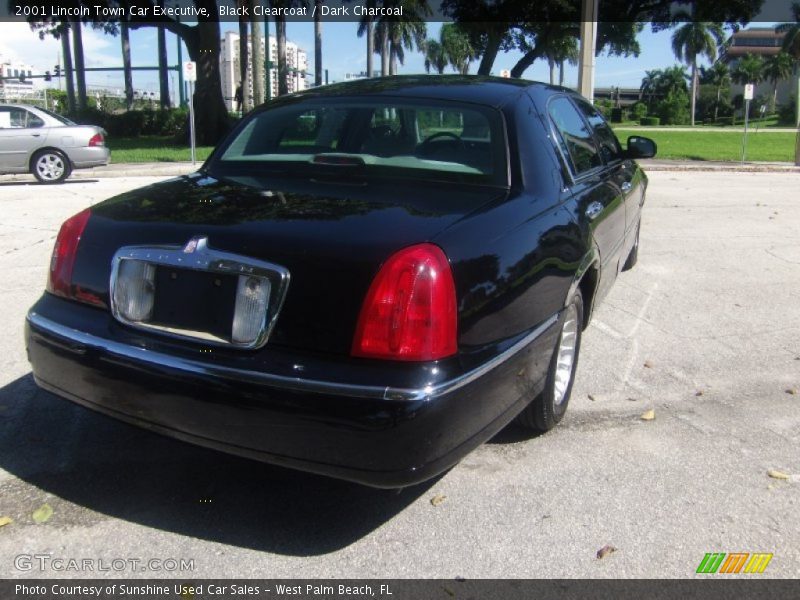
[671,21,725,126]
[700,61,731,122]
[777,2,800,60]
[59,23,76,114]
[762,52,795,112]
[157,26,170,108]
[440,22,476,75]
[237,2,249,109]
[540,28,578,85]
[732,53,765,86]
[251,4,264,105]
[640,69,661,109]
[423,39,447,74]
[357,0,379,77]
[120,19,133,110]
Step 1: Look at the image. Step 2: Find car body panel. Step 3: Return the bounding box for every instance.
[0,104,109,175]
[25,76,651,486]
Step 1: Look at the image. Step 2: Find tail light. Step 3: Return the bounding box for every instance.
[47,208,92,301]
[88,132,104,147]
[352,243,457,361]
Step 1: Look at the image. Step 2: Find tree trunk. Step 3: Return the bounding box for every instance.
[238,4,249,110]
[314,0,322,86]
[548,58,555,85]
[157,26,170,109]
[366,20,374,77]
[276,16,288,95]
[772,80,778,114]
[71,19,87,112]
[510,46,544,79]
[60,24,76,114]
[251,7,263,105]
[389,43,397,75]
[559,60,565,86]
[120,21,133,110]
[181,17,230,145]
[690,60,697,127]
[380,28,389,77]
[715,85,721,122]
[477,28,503,76]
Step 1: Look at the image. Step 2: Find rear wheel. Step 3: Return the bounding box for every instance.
[516,291,583,432]
[32,150,71,184]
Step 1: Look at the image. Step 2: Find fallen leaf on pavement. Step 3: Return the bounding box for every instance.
[640,409,655,421]
[785,388,797,395]
[626,397,638,402]
[32,504,53,524]
[588,394,596,401]
[0,516,12,528]
[695,390,704,397]
[767,470,790,480]
[643,361,653,368]
[430,494,447,507]
[597,545,617,559]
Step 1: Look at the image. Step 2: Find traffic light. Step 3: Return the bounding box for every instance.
[19,72,26,82]
[44,71,52,82]
[54,65,60,77]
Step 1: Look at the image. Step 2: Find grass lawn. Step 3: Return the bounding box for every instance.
[107,131,798,164]
[107,136,215,163]
[614,129,798,162]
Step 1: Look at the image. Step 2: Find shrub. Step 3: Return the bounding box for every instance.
[639,116,661,126]
[610,107,624,123]
[631,102,648,120]
[657,89,690,125]
[778,95,797,126]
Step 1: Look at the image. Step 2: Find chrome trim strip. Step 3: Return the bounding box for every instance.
[27,311,559,403]
[109,237,290,350]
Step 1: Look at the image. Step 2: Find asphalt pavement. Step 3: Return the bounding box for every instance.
[0,171,798,578]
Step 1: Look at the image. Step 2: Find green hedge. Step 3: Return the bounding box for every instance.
[69,108,189,138]
[640,116,661,126]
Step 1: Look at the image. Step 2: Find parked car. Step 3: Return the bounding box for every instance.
[25,76,656,487]
[0,104,109,183]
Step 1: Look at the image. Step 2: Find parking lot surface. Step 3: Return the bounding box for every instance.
[0,172,798,578]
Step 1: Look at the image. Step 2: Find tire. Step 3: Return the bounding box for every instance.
[516,290,584,432]
[622,223,640,271]
[31,149,72,184]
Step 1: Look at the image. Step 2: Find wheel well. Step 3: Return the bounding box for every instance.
[577,266,599,330]
[29,147,72,171]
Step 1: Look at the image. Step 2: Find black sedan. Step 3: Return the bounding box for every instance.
[25,76,655,487]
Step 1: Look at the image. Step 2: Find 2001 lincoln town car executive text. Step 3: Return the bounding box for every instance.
[25,76,656,487]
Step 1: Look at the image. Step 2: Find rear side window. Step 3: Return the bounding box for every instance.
[574,98,623,162]
[0,107,43,128]
[547,97,601,176]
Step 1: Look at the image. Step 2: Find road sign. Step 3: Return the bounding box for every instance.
[743,84,754,100]
[183,61,197,82]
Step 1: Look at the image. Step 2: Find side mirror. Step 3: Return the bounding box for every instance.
[625,136,657,159]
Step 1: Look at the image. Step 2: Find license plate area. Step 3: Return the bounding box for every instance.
[110,237,290,349]
[150,267,239,342]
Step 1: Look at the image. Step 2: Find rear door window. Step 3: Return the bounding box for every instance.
[547,96,602,176]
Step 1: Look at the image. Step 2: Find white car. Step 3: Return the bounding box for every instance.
[0,104,110,183]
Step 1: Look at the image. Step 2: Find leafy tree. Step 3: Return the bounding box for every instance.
[700,61,731,121]
[777,2,800,60]
[423,39,447,74]
[440,23,476,74]
[671,21,725,125]
[762,52,795,112]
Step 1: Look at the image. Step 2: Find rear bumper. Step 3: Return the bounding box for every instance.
[25,296,560,487]
[68,146,110,169]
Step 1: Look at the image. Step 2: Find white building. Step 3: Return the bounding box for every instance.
[0,55,39,100]
[220,31,307,110]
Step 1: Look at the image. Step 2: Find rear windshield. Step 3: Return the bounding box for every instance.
[210,98,507,185]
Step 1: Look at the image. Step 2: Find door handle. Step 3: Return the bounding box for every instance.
[585,201,603,220]
[621,181,632,193]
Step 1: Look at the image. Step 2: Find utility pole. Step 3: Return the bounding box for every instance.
[577,0,599,101]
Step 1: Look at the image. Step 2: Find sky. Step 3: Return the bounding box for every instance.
[0,20,781,97]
